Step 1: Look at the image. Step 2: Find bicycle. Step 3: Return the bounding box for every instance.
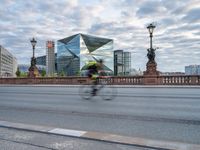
[79,76,117,100]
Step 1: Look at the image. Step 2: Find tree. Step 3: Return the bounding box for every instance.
[59,70,65,77]
[41,69,46,77]
[16,67,21,77]
[20,72,28,77]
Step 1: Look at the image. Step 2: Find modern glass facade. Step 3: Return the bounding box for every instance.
[114,50,131,76]
[36,55,46,66]
[124,52,131,75]
[185,65,200,75]
[57,34,113,76]
[36,53,57,73]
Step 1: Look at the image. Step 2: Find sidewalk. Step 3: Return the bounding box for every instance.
[0,120,200,150]
[0,122,154,150]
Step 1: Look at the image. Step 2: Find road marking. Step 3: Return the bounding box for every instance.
[49,128,86,137]
[0,120,200,150]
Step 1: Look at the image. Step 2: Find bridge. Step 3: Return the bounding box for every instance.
[0,75,200,85]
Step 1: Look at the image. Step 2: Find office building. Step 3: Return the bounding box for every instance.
[0,45,17,77]
[36,55,46,66]
[185,65,200,75]
[46,41,55,76]
[57,33,114,76]
[36,53,57,72]
[114,50,131,76]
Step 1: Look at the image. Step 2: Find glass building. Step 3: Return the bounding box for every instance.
[57,33,114,76]
[185,65,200,75]
[36,53,57,73]
[114,50,131,76]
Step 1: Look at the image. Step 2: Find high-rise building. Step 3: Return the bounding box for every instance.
[0,45,17,77]
[123,51,131,75]
[114,50,131,76]
[46,41,55,76]
[36,53,57,72]
[185,65,200,75]
[57,33,113,76]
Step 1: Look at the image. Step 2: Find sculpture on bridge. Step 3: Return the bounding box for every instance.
[147,48,155,62]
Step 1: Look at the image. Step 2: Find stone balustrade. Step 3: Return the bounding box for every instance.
[160,75,200,85]
[0,75,200,85]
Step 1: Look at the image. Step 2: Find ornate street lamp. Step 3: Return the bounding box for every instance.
[144,23,159,76]
[147,23,156,63]
[147,23,155,50]
[28,37,40,77]
[31,37,37,58]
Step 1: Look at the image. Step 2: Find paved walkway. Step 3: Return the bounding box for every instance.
[0,120,199,150]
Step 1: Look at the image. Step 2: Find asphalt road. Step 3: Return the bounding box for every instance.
[0,85,200,148]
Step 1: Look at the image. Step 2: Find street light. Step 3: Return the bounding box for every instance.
[144,23,159,78]
[28,37,39,77]
[147,23,155,50]
[147,23,155,35]
[144,23,159,76]
[146,23,156,63]
[30,37,37,58]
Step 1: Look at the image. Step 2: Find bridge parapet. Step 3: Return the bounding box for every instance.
[0,75,200,85]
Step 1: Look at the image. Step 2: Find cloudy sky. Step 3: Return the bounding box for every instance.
[1,0,200,72]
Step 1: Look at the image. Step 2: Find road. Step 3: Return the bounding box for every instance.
[0,85,200,149]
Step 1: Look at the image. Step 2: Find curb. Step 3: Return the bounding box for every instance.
[0,120,199,150]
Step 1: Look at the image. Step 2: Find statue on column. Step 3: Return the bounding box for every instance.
[147,48,155,62]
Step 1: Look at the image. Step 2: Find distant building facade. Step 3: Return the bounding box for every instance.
[114,50,131,76]
[160,72,185,76]
[185,65,200,75]
[0,45,17,77]
[36,53,57,73]
[57,33,113,76]
[46,41,55,76]
[36,55,46,66]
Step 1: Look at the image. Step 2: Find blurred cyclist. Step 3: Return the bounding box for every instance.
[86,59,104,96]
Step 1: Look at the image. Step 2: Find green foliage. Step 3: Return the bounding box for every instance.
[20,72,28,77]
[59,70,65,77]
[16,67,21,77]
[41,69,46,77]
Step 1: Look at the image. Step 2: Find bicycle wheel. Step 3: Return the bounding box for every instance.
[99,84,117,100]
[79,84,92,100]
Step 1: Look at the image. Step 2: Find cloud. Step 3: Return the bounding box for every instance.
[182,8,200,23]
[0,0,200,72]
[136,1,167,18]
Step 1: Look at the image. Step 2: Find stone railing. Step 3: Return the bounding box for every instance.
[160,75,200,85]
[0,75,200,85]
[0,77,90,85]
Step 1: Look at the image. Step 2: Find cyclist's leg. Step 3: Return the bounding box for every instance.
[91,75,98,96]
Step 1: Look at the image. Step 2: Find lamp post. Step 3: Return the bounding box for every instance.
[144,23,159,76]
[147,23,155,49]
[147,23,156,63]
[28,37,39,77]
[31,37,37,58]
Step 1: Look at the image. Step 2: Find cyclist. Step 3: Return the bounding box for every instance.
[86,59,104,96]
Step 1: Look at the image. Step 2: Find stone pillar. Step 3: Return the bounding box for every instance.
[143,61,160,85]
